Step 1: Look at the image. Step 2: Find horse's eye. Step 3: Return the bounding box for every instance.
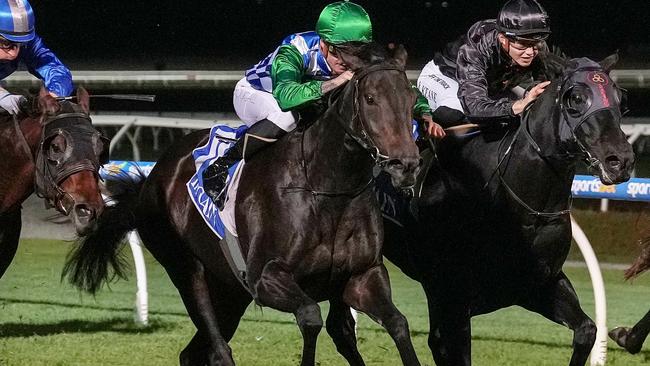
[570,93,587,105]
[365,94,375,104]
[46,134,67,164]
[564,86,592,117]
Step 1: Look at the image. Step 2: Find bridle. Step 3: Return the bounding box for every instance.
[34,111,109,215]
[287,63,410,197]
[487,62,624,218]
[336,64,406,169]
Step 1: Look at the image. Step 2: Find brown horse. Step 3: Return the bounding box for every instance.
[0,87,108,281]
[609,237,650,354]
[65,43,423,365]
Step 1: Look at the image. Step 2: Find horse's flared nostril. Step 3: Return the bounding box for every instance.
[606,155,622,170]
[74,204,95,221]
[386,159,405,170]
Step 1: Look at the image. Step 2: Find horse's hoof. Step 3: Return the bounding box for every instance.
[609,327,643,354]
[609,327,629,348]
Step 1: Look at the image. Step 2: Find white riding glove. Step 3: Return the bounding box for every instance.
[0,91,26,115]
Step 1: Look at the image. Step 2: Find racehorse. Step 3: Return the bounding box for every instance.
[64,44,424,365]
[608,236,650,354]
[0,87,108,281]
[378,55,634,366]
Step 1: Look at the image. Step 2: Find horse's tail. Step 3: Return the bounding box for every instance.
[624,236,650,280]
[62,170,146,294]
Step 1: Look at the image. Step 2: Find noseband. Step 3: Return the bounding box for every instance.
[34,112,109,215]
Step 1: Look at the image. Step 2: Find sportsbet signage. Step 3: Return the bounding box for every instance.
[572,175,650,201]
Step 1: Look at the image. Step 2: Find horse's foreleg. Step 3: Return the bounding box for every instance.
[422,283,471,366]
[253,259,322,366]
[343,264,421,366]
[520,272,596,366]
[0,208,22,279]
[326,298,365,366]
[166,257,235,366]
[609,308,650,354]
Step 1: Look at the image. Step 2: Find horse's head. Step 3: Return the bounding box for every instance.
[32,87,109,235]
[334,43,421,189]
[551,55,634,185]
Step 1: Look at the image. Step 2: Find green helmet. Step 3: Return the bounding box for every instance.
[316,1,373,45]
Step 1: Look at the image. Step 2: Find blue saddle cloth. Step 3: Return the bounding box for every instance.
[186,124,248,239]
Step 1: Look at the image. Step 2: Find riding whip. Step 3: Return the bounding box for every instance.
[56,94,156,102]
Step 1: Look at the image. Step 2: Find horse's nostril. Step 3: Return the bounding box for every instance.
[606,155,622,170]
[386,159,405,170]
[418,158,424,167]
[74,205,94,219]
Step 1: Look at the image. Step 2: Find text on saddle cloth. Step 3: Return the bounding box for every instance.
[187,124,248,240]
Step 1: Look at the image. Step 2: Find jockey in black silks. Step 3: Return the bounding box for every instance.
[417,0,567,128]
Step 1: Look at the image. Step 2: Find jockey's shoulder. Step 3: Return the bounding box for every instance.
[466,19,499,43]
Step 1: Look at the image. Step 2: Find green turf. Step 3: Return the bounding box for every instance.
[0,238,649,365]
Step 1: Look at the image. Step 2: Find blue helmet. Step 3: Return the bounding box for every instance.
[0,0,35,43]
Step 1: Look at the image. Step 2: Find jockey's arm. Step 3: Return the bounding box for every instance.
[271,45,325,111]
[413,86,445,138]
[21,35,73,97]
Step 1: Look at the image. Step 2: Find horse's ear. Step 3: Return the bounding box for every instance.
[37,86,59,115]
[599,53,619,73]
[76,87,90,113]
[389,43,408,69]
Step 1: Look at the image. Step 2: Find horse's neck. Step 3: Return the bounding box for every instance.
[0,116,40,157]
[302,105,374,192]
[0,115,41,212]
[507,94,576,210]
[19,117,42,156]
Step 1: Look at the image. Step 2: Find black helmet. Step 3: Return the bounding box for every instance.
[497,0,551,40]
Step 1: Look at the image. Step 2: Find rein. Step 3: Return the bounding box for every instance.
[483,111,572,219]
[286,63,405,198]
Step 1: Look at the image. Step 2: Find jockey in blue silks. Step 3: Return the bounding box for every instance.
[0,0,73,114]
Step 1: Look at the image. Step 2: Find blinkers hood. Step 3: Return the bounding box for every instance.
[34,107,109,214]
[557,58,623,146]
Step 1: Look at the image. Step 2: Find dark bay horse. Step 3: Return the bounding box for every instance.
[608,237,650,354]
[0,87,108,281]
[379,56,634,366]
[65,44,423,365]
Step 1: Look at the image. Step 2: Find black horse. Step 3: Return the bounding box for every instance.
[0,87,107,281]
[378,56,634,366]
[64,44,423,365]
[609,236,650,354]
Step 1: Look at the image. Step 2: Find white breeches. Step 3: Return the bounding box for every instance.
[232,78,297,132]
[417,61,463,113]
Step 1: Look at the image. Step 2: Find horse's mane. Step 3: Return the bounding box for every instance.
[539,51,570,81]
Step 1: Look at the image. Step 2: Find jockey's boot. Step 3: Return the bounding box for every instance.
[203,118,286,209]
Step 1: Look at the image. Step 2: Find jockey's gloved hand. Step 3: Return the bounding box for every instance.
[0,91,26,115]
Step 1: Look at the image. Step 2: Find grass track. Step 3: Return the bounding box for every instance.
[0,238,649,365]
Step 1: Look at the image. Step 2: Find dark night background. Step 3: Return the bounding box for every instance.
[30,0,650,70]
